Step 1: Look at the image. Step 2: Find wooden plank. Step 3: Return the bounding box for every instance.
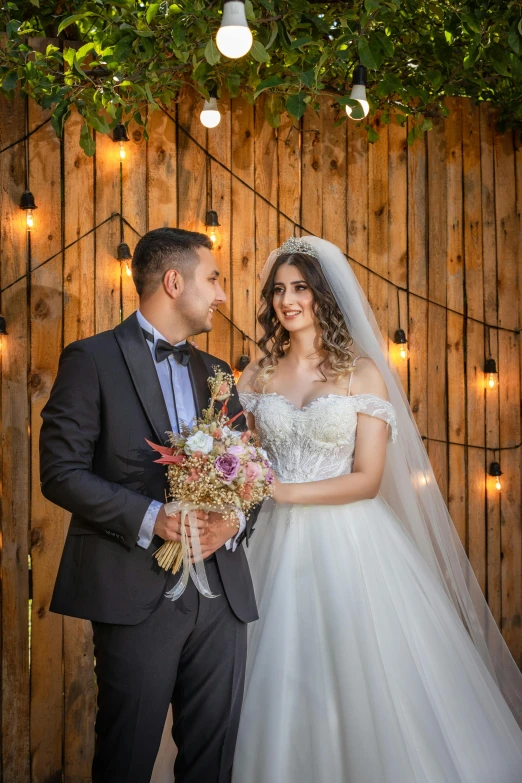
[494,129,518,331]
[480,104,501,622]
[177,90,208,351]
[468,447,487,594]
[253,96,278,348]
[347,118,369,296]
[462,98,483,321]
[321,96,347,250]
[301,102,322,238]
[388,118,408,392]
[230,98,256,368]
[447,313,466,544]
[367,114,389,345]
[277,113,300,241]
[63,108,96,783]
[0,91,30,783]
[147,108,177,230]
[121,115,146,318]
[208,93,232,364]
[499,331,522,662]
[27,91,64,782]
[427,303,448,501]
[94,129,121,334]
[467,321,486,592]
[427,116,447,307]
[408,296,428,436]
[445,97,464,314]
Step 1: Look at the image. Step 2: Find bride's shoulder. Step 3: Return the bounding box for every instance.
[237,361,263,394]
[350,357,389,401]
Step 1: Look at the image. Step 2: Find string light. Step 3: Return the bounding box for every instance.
[205,210,222,247]
[393,290,408,360]
[117,241,133,277]
[484,358,498,390]
[216,0,253,59]
[0,314,7,335]
[200,90,221,128]
[20,190,37,231]
[345,64,370,121]
[112,123,129,160]
[489,461,503,492]
[233,353,250,381]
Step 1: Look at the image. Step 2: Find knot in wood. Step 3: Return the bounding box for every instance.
[132,129,142,142]
[312,160,319,171]
[330,159,338,170]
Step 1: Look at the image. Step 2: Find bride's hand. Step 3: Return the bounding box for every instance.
[271,476,291,504]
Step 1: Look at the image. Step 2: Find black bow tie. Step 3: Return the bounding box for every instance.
[142,329,191,367]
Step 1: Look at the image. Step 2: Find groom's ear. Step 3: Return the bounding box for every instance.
[163,268,184,299]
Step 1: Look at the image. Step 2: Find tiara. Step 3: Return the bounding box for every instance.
[275,237,319,259]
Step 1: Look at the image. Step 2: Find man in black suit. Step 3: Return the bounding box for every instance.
[40,228,258,783]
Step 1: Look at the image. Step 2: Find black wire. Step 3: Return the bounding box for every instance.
[0,116,52,156]
[421,435,521,452]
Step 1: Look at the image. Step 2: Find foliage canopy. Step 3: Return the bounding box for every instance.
[1,0,522,153]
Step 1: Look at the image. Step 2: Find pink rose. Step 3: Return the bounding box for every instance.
[214,453,241,484]
[227,444,246,457]
[244,461,262,483]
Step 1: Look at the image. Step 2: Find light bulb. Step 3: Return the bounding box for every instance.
[119,141,126,160]
[125,262,132,277]
[216,1,253,59]
[495,479,502,492]
[345,85,370,121]
[26,209,34,230]
[399,346,408,360]
[209,227,222,247]
[487,373,496,389]
[200,97,221,128]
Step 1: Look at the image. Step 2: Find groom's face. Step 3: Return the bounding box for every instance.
[177,246,226,335]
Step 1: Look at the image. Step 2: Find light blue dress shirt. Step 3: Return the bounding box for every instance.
[136,310,244,551]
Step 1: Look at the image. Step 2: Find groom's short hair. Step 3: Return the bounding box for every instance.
[132,227,212,297]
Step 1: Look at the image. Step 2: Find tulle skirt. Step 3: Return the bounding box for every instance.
[232,497,522,783]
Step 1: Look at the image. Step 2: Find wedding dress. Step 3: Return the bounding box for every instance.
[231,386,522,782]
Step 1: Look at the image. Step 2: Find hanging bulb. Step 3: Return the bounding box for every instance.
[205,210,222,246]
[125,262,132,277]
[488,461,503,492]
[216,0,253,59]
[200,92,221,128]
[117,242,133,278]
[20,190,37,231]
[484,358,498,390]
[0,315,7,336]
[393,328,408,361]
[345,64,370,121]
[112,123,129,159]
[233,354,250,381]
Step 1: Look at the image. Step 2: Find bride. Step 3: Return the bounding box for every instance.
[231,236,522,782]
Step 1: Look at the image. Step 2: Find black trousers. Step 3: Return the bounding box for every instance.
[91,559,247,783]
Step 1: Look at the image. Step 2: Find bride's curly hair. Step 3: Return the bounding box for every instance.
[256,251,356,391]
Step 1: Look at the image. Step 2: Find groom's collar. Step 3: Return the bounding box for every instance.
[136,309,188,348]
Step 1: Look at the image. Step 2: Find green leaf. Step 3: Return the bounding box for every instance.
[461,13,481,34]
[266,21,278,50]
[290,36,313,49]
[367,126,380,143]
[204,39,221,65]
[407,127,416,146]
[80,122,96,156]
[51,101,70,137]
[508,30,521,55]
[144,82,157,106]
[463,42,481,70]
[225,73,241,97]
[286,91,306,119]
[1,69,19,92]
[374,30,394,57]
[364,0,380,12]
[264,99,281,128]
[57,13,92,35]
[426,69,443,91]
[395,113,407,127]
[146,3,160,24]
[6,19,21,37]
[519,19,522,37]
[76,42,95,63]
[490,45,511,78]
[244,0,256,22]
[254,74,284,98]
[358,37,378,69]
[86,112,111,134]
[250,40,270,62]
[29,0,40,7]
[375,72,402,97]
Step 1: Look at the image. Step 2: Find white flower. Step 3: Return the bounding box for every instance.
[222,426,241,441]
[184,430,214,456]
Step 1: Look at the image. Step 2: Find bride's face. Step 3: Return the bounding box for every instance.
[272,264,316,333]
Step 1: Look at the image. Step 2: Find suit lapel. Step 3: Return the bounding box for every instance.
[187,344,212,418]
[114,313,172,444]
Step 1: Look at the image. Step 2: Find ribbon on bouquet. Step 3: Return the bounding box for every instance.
[163,502,220,601]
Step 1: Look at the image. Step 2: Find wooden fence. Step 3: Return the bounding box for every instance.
[0,72,521,780]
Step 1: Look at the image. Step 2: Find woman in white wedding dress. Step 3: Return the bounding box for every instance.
[231,236,522,783]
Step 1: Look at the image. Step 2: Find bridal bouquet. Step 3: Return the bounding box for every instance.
[146,367,273,599]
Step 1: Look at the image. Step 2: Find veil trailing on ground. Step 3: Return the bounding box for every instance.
[261,235,522,725]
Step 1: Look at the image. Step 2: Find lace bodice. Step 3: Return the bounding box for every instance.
[239,392,398,484]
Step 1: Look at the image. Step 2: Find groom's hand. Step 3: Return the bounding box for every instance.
[191,512,238,561]
[153,506,209,542]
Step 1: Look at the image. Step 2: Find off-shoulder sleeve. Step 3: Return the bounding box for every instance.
[239,392,259,414]
[352,394,398,443]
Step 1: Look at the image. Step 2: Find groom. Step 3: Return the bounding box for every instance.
[40,228,258,782]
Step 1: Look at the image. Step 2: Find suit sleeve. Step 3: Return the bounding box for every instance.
[40,342,153,548]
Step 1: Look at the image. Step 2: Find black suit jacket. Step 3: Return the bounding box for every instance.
[40,312,258,625]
